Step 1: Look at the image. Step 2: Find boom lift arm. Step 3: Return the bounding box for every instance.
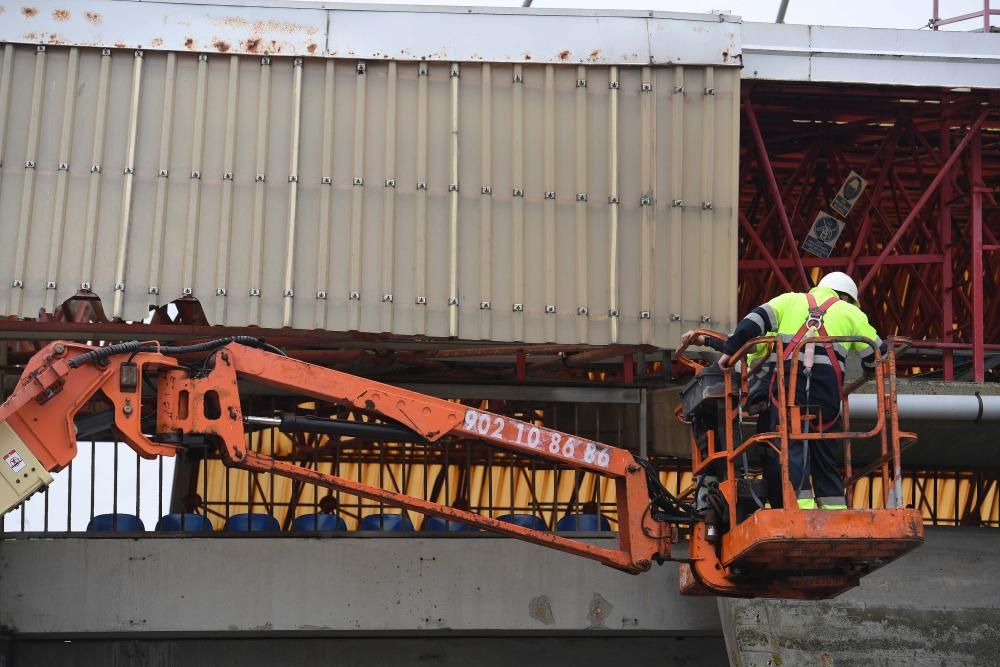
[0,338,675,573]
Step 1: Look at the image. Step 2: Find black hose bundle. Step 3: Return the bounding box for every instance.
[68,336,285,368]
[633,455,699,524]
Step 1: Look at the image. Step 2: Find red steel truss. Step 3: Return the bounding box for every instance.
[739,82,1000,382]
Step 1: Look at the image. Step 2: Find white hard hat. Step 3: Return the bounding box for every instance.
[818,271,859,303]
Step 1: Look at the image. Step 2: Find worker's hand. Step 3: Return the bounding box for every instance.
[717,354,731,368]
[681,330,705,347]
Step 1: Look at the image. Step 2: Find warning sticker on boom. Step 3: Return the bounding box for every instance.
[4,449,26,473]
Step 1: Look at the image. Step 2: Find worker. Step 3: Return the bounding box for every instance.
[682,272,887,510]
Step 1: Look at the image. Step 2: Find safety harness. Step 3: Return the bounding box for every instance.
[771,293,844,432]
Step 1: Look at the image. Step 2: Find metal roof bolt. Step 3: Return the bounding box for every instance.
[214,287,225,296]
[101,48,112,57]
[448,183,459,192]
[704,87,715,95]
[293,58,303,67]
[577,306,589,316]
[261,57,271,66]
[349,291,361,301]
[222,171,233,180]
[283,289,294,298]
[448,297,459,306]
[641,82,652,92]
[544,191,556,200]
[91,165,102,174]
[182,287,193,296]
[418,64,429,77]
[249,288,261,297]
[321,176,332,185]
[197,53,207,62]
[640,311,651,320]
[640,195,652,206]
[149,286,160,295]
[608,80,620,89]
[158,169,169,178]
[135,50,144,59]
[670,313,681,321]
[702,201,713,210]
[512,303,524,312]
[356,62,366,74]
[353,177,364,186]
[450,64,460,78]
[512,187,524,197]
[114,283,126,292]
[46,281,57,290]
[700,315,712,323]
[24,160,35,169]
[415,296,427,305]
[315,291,327,300]
[385,178,395,188]
[545,305,556,314]
[124,166,134,175]
[576,79,587,88]
[288,174,298,183]
[80,282,91,290]
[608,195,619,205]
[11,280,23,289]
[480,301,491,310]
[608,308,620,317]
[191,170,201,179]
[416,181,427,191]
[673,85,684,94]
[576,193,588,202]
[513,72,523,83]
[255,174,266,183]
[58,162,69,171]
[481,185,492,195]
[36,45,46,53]
[672,199,683,207]
[382,293,394,303]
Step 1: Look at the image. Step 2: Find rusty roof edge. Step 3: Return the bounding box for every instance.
[0,0,743,65]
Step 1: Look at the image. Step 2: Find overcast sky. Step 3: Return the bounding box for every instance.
[333,0,993,31]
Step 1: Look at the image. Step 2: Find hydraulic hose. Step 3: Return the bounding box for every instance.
[67,336,285,368]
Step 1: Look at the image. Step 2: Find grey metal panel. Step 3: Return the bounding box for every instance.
[744,22,1000,89]
[0,41,740,347]
[0,0,741,65]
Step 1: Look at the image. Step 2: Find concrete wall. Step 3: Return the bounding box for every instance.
[720,528,1000,666]
[0,535,720,635]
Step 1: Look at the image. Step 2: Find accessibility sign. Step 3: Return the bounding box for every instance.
[831,170,867,218]
[802,212,845,259]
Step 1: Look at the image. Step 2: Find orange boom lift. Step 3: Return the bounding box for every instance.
[0,335,922,599]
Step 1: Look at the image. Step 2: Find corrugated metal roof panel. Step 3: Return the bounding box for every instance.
[0,43,739,346]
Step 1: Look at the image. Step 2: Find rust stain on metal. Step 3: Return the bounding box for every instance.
[22,31,37,40]
[184,37,195,50]
[20,6,37,18]
[587,48,602,62]
[150,37,163,47]
[51,8,68,21]
[213,39,230,52]
[244,37,261,53]
[558,49,571,61]
[306,43,317,55]
[218,15,319,36]
[114,42,127,49]
[84,10,101,24]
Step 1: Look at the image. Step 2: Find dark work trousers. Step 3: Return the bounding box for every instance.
[757,398,845,509]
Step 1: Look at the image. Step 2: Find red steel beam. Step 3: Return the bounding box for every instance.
[971,128,986,383]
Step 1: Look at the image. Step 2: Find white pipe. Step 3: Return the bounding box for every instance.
[848,393,1000,422]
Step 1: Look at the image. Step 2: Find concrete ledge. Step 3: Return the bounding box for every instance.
[0,536,720,636]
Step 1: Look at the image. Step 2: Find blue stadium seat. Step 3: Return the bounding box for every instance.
[359,513,414,532]
[496,513,547,531]
[86,513,145,532]
[155,513,214,532]
[223,513,280,532]
[422,516,479,532]
[555,513,612,532]
[293,513,348,532]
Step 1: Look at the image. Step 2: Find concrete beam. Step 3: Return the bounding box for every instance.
[0,535,720,636]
